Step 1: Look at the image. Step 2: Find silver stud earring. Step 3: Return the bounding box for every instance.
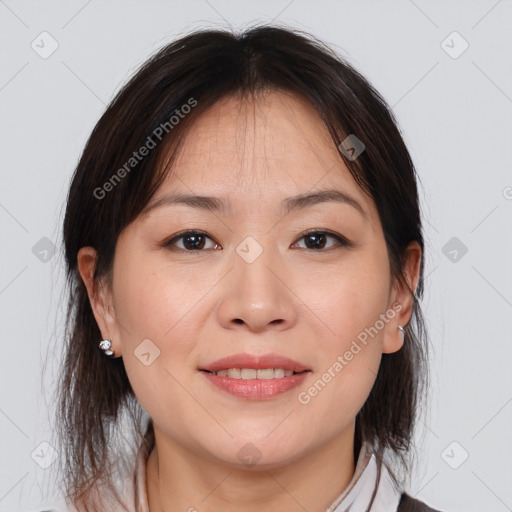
[397,325,405,341]
[99,338,116,358]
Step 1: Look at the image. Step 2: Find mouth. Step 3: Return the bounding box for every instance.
[199,352,310,374]
[201,368,306,379]
[198,353,311,400]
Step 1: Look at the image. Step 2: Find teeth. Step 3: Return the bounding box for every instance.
[227,368,241,379]
[241,368,257,379]
[211,368,296,379]
[256,368,274,379]
[274,368,285,378]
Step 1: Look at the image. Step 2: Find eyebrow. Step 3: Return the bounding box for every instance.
[142,188,367,218]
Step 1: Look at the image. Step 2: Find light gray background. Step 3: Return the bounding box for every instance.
[1,1,511,511]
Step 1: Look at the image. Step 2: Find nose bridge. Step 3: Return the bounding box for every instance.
[215,234,297,332]
[236,235,279,293]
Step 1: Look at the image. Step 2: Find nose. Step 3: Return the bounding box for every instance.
[216,245,298,333]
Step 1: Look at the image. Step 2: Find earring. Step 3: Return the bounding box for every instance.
[397,325,405,341]
[99,338,116,358]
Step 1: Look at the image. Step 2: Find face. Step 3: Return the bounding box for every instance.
[80,90,418,469]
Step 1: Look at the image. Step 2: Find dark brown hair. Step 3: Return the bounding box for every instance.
[52,23,430,510]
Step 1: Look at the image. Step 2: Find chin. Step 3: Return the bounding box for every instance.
[206,433,310,469]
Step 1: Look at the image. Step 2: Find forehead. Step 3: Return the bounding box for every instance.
[172,91,340,179]
[150,91,375,221]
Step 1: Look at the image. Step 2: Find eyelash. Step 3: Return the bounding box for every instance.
[161,229,354,252]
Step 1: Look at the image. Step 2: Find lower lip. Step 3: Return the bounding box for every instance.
[201,371,310,400]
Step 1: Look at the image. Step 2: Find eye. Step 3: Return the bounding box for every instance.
[162,230,220,251]
[161,229,353,252]
[292,229,353,251]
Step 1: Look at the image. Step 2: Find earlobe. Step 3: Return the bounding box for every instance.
[382,322,407,354]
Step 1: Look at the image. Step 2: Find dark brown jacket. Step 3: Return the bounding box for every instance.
[397,492,442,511]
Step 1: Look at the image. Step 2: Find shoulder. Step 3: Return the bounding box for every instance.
[396,492,445,512]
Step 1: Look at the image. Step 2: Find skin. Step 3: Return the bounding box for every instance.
[78,90,421,512]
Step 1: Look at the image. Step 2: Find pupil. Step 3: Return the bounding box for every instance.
[307,234,325,249]
[185,234,204,250]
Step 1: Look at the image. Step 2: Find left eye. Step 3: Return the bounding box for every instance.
[292,230,352,250]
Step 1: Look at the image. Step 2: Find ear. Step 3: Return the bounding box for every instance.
[382,241,422,354]
[77,247,122,357]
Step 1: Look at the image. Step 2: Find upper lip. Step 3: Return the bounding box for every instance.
[199,353,310,373]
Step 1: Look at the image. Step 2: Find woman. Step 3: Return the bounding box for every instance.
[45,24,444,512]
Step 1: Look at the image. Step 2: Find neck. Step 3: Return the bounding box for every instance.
[146,423,356,512]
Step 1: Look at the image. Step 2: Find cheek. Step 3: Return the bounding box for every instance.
[299,251,390,406]
[113,251,201,343]
[111,254,199,405]
[306,252,391,346]
[298,284,386,434]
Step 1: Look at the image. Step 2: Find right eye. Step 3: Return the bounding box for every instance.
[161,230,221,252]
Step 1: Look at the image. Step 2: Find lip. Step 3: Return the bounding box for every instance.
[201,371,310,400]
[199,352,310,373]
[199,352,311,400]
